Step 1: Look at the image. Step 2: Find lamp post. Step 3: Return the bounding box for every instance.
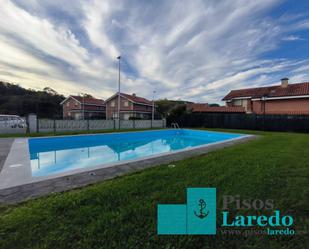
[117,56,121,127]
[78,93,86,120]
[152,90,156,122]
[83,94,85,120]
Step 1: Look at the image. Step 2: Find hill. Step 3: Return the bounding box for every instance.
[0,82,65,118]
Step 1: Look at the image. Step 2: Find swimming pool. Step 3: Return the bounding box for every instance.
[28,129,243,177]
[0,129,254,202]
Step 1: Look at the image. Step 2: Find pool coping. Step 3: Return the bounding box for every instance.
[0,130,256,204]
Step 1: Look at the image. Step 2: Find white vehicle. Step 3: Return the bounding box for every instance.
[0,115,27,128]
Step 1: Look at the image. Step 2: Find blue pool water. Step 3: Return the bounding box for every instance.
[28,129,243,177]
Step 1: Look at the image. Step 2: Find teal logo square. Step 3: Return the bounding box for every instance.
[157,188,216,235]
[157,204,187,234]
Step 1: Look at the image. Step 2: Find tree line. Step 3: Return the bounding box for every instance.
[0,82,65,118]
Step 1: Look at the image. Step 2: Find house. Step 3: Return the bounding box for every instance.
[60,95,106,120]
[105,92,154,120]
[222,78,309,115]
[187,103,245,113]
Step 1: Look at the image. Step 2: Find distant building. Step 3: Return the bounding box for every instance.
[187,103,245,113]
[60,95,106,120]
[105,92,154,120]
[222,78,309,115]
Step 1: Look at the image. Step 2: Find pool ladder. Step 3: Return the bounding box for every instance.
[171,122,180,129]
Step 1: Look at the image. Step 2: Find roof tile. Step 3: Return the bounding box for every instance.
[120,93,153,105]
[222,82,309,100]
[71,96,105,106]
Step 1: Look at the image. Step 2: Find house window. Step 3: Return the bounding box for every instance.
[111,100,115,107]
[66,102,70,107]
[124,101,129,107]
[233,99,242,106]
[74,101,78,107]
[123,113,130,120]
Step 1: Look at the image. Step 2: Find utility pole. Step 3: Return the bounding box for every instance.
[83,94,85,120]
[117,56,121,128]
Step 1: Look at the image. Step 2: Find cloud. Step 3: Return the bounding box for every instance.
[0,0,308,104]
[282,35,304,41]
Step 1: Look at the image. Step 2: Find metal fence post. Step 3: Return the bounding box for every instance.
[53,119,56,134]
[133,119,135,129]
[36,117,39,133]
[87,120,90,131]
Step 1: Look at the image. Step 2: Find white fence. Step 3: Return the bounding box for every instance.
[37,119,166,133]
[0,114,166,134]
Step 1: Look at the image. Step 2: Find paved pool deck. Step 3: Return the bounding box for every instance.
[0,134,257,204]
[0,138,14,171]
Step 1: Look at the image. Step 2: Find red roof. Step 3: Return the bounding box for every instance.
[121,93,152,105]
[105,92,152,105]
[188,103,245,113]
[70,96,105,106]
[187,103,208,110]
[222,82,309,101]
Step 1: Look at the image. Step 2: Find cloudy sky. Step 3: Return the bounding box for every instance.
[0,0,309,103]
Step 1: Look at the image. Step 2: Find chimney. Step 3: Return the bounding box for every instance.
[132,93,136,96]
[281,78,289,88]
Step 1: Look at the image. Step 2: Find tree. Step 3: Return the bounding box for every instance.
[209,103,220,107]
[0,81,65,118]
[43,87,58,95]
[155,99,192,118]
[168,104,188,120]
[80,93,93,98]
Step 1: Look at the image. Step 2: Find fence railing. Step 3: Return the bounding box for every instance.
[168,113,309,133]
[36,119,166,133]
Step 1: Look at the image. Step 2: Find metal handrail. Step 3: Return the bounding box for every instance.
[171,122,180,129]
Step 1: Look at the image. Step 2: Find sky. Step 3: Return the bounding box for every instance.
[0,0,309,103]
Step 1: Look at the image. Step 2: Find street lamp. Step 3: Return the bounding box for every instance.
[117,56,121,124]
[83,95,85,120]
[152,90,156,122]
[78,92,86,120]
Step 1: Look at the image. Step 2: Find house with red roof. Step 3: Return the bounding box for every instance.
[105,92,154,120]
[60,95,106,120]
[222,78,309,115]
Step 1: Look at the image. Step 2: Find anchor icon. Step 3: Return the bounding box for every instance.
[194,199,209,219]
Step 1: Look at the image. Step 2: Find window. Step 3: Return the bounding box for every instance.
[74,101,78,107]
[66,102,70,107]
[233,99,242,106]
[111,100,115,107]
[124,101,129,107]
[123,113,130,120]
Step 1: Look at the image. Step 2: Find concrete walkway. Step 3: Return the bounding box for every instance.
[0,138,14,171]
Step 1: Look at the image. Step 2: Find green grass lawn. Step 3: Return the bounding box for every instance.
[0,129,308,249]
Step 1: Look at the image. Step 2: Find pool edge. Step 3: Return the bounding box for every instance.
[0,134,257,204]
